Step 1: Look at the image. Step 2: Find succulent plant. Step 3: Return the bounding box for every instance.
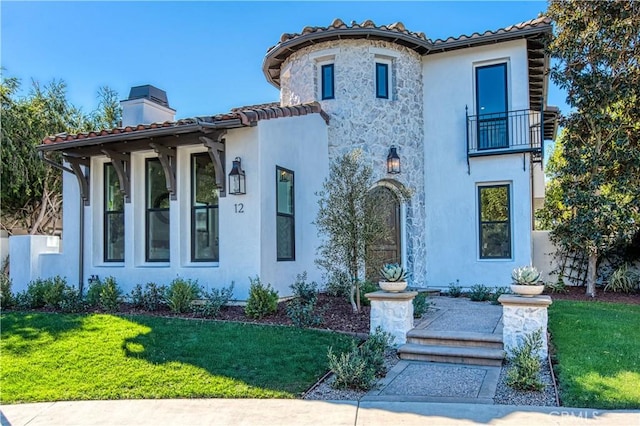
[380,263,407,282]
[511,266,542,285]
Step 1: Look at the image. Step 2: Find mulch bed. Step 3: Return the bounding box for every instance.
[116,293,371,335]
[545,286,640,305]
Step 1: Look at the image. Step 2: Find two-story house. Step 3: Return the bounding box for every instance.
[11,17,558,300]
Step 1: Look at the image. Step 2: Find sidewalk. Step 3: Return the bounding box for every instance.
[2,399,638,425]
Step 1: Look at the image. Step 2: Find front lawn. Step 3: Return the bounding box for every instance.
[549,300,640,409]
[0,313,355,403]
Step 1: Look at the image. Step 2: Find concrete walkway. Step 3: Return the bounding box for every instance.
[366,296,504,403]
[2,399,638,425]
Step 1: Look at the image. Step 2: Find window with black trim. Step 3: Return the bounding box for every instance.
[191,153,219,262]
[376,62,389,99]
[321,63,334,100]
[276,167,295,261]
[476,63,508,149]
[146,158,170,262]
[104,163,124,262]
[478,184,511,259]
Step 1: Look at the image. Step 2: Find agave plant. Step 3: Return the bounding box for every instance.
[380,263,407,282]
[511,266,541,286]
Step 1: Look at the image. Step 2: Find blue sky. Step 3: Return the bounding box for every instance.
[2,1,565,119]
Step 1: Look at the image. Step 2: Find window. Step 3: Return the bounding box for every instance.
[478,185,511,259]
[104,163,124,262]
[146,158,170,262]
[276,167,295,261]
[321,63,334,100]
[476,63,508,149]
[191,153,219,262]
[376,62,389,99]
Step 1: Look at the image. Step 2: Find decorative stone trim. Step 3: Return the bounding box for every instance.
[365,291,417,346]
[498,294,552,360]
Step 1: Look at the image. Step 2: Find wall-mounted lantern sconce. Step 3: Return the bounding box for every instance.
[387,146,401,174]
[228,157,246,195]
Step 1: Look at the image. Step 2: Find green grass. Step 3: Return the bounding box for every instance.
[549,300,640,409]
[0,313,355,403]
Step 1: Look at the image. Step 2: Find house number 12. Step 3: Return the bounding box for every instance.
[234,203,244,213]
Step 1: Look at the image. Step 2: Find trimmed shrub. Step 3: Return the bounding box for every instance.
[193,282,235,318]
[86,276,104,307]
[506,329,544,391]
[448,280,462,298]
[245,277,278,319]
[286,298,322,328]
[99,276,121,312]
[358,280,378,307]
[17,276,68,309]
[469,284,491,302]
[325,271,351,298]
[166,278,200,313]
[489,286,510,305]
[1,273,14,308]
[290,272,318,303]
[58,286,85,313]
[130,282,167,311]
[327,328,393,390]
[413,291,431,318]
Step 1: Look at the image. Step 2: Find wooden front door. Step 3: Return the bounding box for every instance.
[366,186,401,281]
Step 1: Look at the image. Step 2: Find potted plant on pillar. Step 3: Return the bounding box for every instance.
[511,266,544,297]
[379,263,408,292]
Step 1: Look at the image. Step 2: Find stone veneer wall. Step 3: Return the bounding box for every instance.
[280,39,427,286]
[499,295,552,361]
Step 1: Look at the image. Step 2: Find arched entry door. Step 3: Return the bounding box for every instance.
[366,185,401,281]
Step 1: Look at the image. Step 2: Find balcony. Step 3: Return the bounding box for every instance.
[466,109,544,161]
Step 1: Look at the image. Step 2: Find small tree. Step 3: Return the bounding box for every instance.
[315,150,389,313]
[545,0,640,297]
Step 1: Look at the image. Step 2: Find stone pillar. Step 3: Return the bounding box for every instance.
[365,291,417,346]
[498,294,552,360]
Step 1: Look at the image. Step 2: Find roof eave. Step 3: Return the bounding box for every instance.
[38,119,243,153]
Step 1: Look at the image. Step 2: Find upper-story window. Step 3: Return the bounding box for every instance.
[146,158,170,262]
[191,153,219,262]
[104,163,124,262]
[321,63,335,100]
[276,167,295,261]
[476,63,508,149]
[376,62,389,99]
[478,184,511,259]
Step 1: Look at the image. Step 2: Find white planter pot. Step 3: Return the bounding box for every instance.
[379,281,408,293]
[510,284,545,297]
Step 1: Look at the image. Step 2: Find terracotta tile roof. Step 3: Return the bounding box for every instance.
[431,17,552,50]
[263,17,552,88]
[274,18,428,46]
[41,102,328,146]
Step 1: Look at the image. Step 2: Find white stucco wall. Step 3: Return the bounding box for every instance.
[423,40,534,288]
[256,114,329,293]
[121,98,175,126]
[280,39,427,286]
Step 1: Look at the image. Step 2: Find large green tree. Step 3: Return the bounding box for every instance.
[315,150,390,313]
[545,0,640,297]
[1,76,122,234]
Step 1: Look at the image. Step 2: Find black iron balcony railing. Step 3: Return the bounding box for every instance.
[466,108,544,159]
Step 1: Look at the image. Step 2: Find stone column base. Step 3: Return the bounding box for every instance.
[498,294,552,360]
[365,291,417,345]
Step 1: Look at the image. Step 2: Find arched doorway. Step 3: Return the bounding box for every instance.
[366,185,401,281]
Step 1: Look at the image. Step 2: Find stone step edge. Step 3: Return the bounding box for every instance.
[406,329,503,344]
[398,343,506,360]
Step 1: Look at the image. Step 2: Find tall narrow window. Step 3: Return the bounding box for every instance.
[146,158,170,262]
[476,63,508,149]
[276,167,295,261]
[104,163,124,262]
[321,63,334,100]
[192,153,219,262]
[376,62,389,99]
[478,185,511,259]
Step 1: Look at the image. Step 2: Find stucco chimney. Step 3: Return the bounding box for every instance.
[120,85,176,126]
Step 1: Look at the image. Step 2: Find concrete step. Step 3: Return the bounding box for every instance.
[406,329,504,349]
[398,343,505,367]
